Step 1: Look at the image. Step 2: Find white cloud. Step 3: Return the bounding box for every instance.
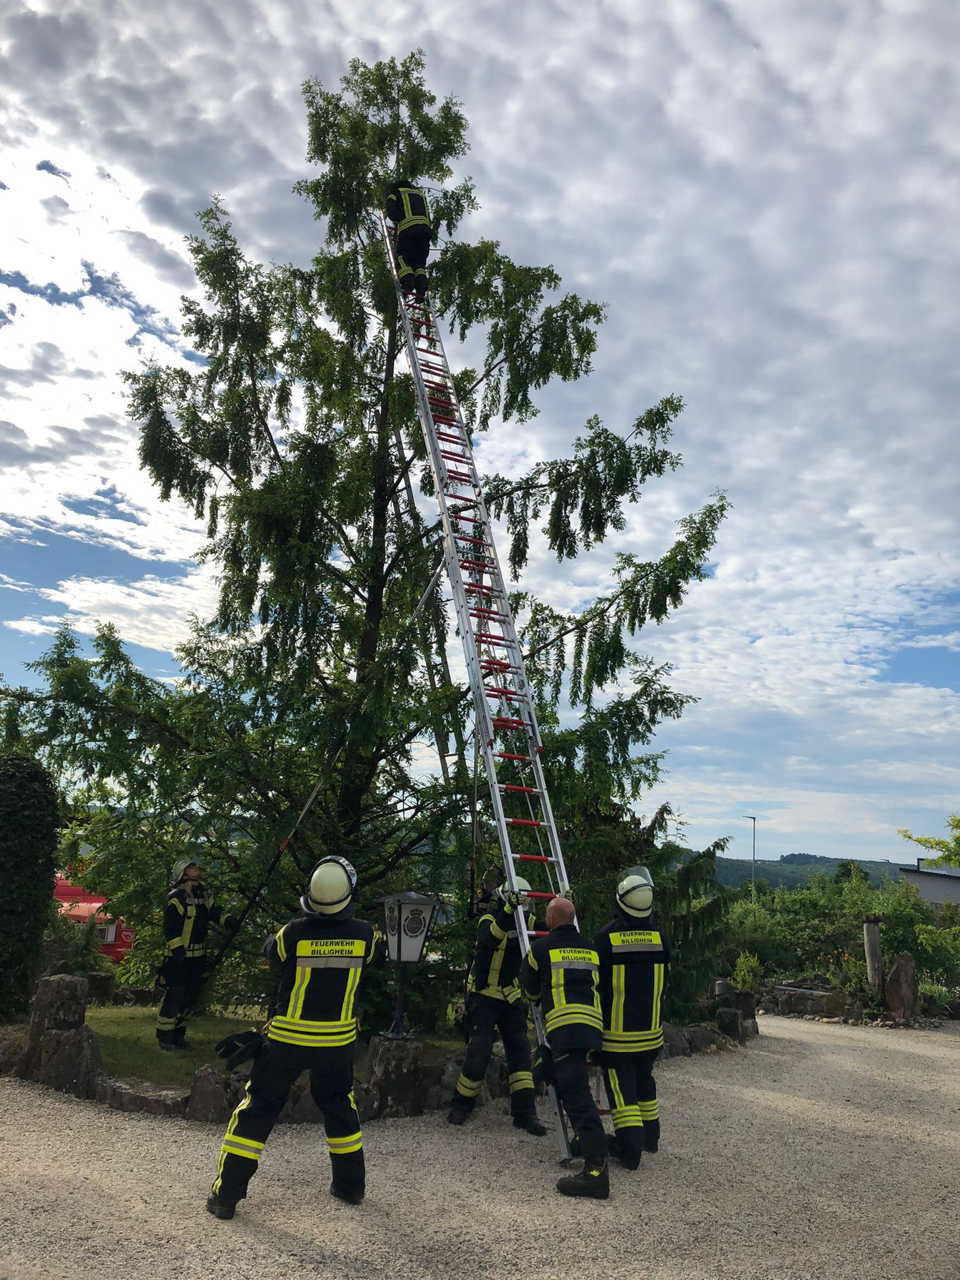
[0,0,958,861]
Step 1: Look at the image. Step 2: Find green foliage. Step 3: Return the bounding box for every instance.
[721,871,960,988]
[712,854,892,890]
[40,905,113,978]
[0,751,59,1019]
[899,813,960,868]
[733,951,763,993]
[1,52,727,1003]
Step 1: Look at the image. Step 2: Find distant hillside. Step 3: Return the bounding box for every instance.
[711,854,897,890]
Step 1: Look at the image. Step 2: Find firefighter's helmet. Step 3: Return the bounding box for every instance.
[169,857,199,888]
[497,875,532,909]
[301,857,358,916]
[616,866,655,918]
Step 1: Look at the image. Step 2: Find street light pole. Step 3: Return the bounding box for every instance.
[743,815,757,903]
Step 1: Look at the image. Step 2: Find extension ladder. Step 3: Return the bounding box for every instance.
[380,214,575,1155]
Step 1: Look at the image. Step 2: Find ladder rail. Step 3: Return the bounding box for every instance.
[380,213,576,1156]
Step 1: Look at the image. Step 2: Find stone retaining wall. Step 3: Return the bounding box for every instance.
[9,976,760,1124]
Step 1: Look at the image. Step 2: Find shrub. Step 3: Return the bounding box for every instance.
[0,751,59,1020]
[732,951,763,992]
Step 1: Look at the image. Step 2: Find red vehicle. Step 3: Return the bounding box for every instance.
[54,874,135,963]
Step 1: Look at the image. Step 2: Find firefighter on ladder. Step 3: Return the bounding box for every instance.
[594,866,671,1167]
[521,896,611,1199]
[206,857,375,1219]
[156,857,233,1050]
[447,877,548,1136]
[385,177,432,298]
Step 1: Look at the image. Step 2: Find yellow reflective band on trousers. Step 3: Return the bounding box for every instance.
[456,1073,483,1098]
[156,1014,177,1030]
[509,1071,534,1093]
[220,1134,265,1160]
[326,1130,363,1155]
[638,1099,659,1120]
[611,1106,643,1130]
[213,1081,255,1195]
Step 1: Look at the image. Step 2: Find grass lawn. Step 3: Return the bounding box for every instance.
[85,1006,465,1091]
[86,1006,264,1092]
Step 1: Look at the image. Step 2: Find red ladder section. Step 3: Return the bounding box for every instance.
[380,214,575,1155]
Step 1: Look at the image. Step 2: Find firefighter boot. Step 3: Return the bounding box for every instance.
[206,1193,237,1220]
[644,1120,660,1153]
[557,1158,610,1200]
[330,1181,365,1205]
[513,1113,548,1137]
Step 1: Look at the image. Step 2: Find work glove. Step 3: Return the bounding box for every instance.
[532,1042,556,1089]
[222,915,240,931]
[501,890,522,914]
[215,1029,265,1072]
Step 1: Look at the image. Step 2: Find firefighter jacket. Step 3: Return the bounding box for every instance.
[468,904,543,1004]
[385,182,432,236]
[594,909,671,1053]
[265,906,376,1050]
[520,923,603,1053]
[163,881,223,959]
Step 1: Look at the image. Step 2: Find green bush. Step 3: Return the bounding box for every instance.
[40,904,114,977]
[0,751,59,1019]
[732,951,763,992]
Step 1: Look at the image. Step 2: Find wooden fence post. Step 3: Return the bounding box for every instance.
[863,914,884,998]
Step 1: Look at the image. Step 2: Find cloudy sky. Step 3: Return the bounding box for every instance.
[2,0,958,868]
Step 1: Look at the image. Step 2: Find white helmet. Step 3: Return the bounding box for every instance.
[617,866,654,918]
[170,857,198,887]
[498,875,532,907]
[302,857,357,915]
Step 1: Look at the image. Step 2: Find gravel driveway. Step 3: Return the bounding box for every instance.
[1,1016,957,1280]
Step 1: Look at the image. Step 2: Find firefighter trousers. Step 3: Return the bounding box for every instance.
[396,227,430,294]
[156,955,206,1044]
[601,1047,660,1160]
[212,1039,364,1201]
[554,1048,607,1167]
[451,993,536,1118]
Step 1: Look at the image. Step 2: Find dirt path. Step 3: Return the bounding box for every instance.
[1,1017,957,1280]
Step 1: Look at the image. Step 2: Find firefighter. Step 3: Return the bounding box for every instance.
[447,877,547,1136]
[594,866,671,1168]
[206,857,375,1218]
[521,896,610,1199]
[156,857,231,1050]
[385,177,432,298]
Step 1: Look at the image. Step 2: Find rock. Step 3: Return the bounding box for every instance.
[0,1024,28,1075]
[661,1024,691,1058]
[364,1034,425,1119]
[885,952,919,1022]
[15,976,103,1100]
[714,979,734,998]
[822,1017,842,1024]
[683,1025,715,1055]
[281,1078,324,1125]
[946,999,960,1021]
[716,1008,744,1042]
[730,990,757,1020]
[111,986,155,1007]
[742,1017,759,1038]
[483,1044,509,1102]
[756,1007,767,1017]
[848,999,864,1024]
[186,1065,233,1124]
[85,972,116,1005]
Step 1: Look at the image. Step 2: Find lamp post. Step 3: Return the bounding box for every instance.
[743,815,757,903]
[376,890,439,1038]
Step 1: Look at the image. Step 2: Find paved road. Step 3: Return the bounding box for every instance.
[1,1017,957,1280]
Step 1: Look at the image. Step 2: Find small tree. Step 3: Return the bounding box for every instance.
[899,814,960,869]
[0,751,59,1019]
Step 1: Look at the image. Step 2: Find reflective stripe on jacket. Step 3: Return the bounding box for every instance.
[520,923,603,1052]
[266,913,376,1048]
[163,883,220,958]
[594,913,670,1052]
[385,183,431,234]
